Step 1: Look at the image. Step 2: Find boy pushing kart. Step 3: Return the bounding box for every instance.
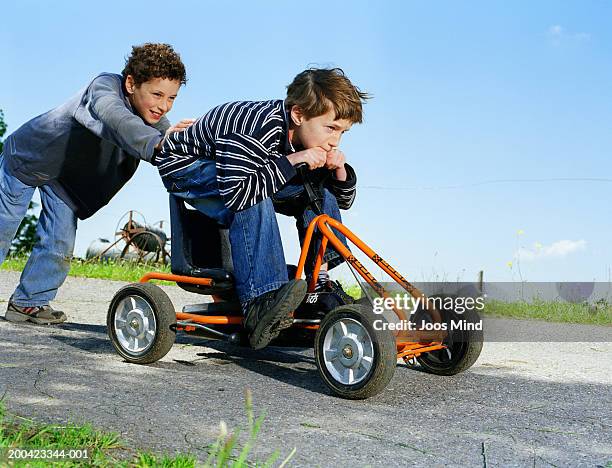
[155,68,369,349]
[0,43,193,324]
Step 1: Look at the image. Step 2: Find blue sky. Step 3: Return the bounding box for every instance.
[1,1,610,282]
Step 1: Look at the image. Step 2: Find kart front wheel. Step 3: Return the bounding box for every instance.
[107,283,176,364]
[315,304,397,399]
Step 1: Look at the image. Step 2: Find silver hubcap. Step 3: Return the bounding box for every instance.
[322,318,374,385]
[114,295,157,354]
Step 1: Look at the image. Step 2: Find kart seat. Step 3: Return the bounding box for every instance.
[169,195,235,296]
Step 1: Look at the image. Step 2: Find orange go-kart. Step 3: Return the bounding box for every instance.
[107,166,483,399]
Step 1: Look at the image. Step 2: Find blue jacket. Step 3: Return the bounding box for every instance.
[3,73,169,219]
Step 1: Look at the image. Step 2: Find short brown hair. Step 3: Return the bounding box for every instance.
[285,68,370,123]
[122,43,187,86]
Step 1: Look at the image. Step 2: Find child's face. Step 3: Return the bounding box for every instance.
[125,76,181,125]
[291,107,352,151]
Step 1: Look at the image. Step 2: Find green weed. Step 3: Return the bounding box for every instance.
[0,391,294,467]
[2,256,171,283]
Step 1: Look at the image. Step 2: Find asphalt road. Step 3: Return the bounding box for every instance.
[0,270,610,467]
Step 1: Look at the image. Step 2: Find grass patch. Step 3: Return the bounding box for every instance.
[1,256,171,283]
[483,299,611,326]
[0,391,294,467]
[344,284,363,300]
[0,403,127,467]
[344,284,611,325]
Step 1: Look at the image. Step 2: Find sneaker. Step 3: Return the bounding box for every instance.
[244,279,307,350]
[312,271,354,304]
[324,280,355,305]
[5,303,67,325]
[314,275,354,303]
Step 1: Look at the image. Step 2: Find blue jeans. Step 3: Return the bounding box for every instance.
[0,155,77,307]
[165,159,348,305]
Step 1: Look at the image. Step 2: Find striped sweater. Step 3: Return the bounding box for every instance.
[154,99,357,212]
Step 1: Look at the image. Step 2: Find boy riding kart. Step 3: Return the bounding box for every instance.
[154,67,369,349]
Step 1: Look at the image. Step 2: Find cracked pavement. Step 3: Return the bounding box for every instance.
[0,270,611,466]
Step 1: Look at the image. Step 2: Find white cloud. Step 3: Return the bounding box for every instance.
[548,25,564,37]
[546,24,591,45]
[517,239,587,262]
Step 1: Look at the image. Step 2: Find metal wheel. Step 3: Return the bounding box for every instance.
[315,304,396,399]
[322,318,374,386]
[107,283,176,364]
[113,295,158,354]
[120,231,166,264]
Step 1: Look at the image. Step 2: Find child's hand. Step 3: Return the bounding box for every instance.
[155,119,196,151]
[326,149,347,181]
[166,118,196,136]
[287,147,327,170]
[325,149,346,170]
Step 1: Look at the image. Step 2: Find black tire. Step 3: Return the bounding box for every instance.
[107,283,176,364]
[415,294,483,375]
[314,304,396,399]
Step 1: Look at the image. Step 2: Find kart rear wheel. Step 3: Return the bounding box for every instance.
[107,283,176,364]
[416,294,483,375]
[315,304,396,399]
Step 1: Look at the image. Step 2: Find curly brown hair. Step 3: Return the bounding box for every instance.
[285,68,370,123]
[122,43,187,86]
